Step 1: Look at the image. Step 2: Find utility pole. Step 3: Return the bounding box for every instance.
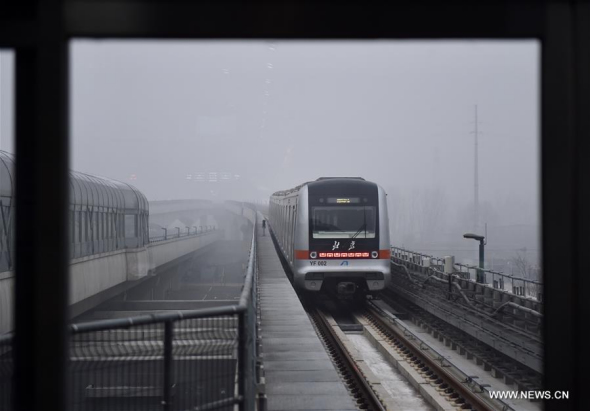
[472,104,479,232]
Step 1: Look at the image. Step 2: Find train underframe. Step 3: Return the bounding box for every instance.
[295,271,388,300]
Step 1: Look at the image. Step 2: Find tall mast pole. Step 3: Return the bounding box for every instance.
[474,104,479,232]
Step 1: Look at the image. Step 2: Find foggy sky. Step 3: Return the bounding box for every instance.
[65,41,538,213]
[1,41,540,263]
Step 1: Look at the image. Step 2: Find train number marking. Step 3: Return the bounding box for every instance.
[309,261,327,266]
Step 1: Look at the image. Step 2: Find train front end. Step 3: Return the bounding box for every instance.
[293,178,391,296]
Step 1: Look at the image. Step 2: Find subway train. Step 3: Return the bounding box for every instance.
[268,177,391,297]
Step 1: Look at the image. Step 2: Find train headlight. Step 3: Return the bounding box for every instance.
[371,251,379,259]
[310,251,317,259]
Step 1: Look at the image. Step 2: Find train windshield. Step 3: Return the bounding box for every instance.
[311,206,376,239]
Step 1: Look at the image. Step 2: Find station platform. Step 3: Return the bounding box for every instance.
[257,220,357,411]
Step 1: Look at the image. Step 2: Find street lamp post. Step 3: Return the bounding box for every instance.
[463,233,486,283]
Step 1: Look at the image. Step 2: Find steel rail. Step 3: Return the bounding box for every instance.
[379,287,542,396]
[307,306,386,411]
[384,277,544,375]
[365,301,513,411]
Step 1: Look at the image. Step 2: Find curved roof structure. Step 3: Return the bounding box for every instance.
[0,150,148,212]
[271,177,371,198]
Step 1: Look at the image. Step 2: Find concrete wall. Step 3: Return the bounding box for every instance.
[0,230,224,335]
[69,250,129,308]
[148,230,223,270]
[1,201,251,334]
[69,230,222,310]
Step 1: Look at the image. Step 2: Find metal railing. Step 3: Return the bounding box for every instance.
[453,261,542,301]
[0,215,258,411]
[391,247,446,269]
[391,246,543,301]
[149,225,217,243]
[69,313,240,411]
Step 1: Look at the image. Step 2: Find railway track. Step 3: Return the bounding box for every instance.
[387,265,543,376]
[303,296,518,411]
[381,288,543,393]
[362,301,515,410]
[272,229,533,409]
[306,303,386,411]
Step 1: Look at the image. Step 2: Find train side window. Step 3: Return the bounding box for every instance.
[291,205,296,261]
[287,206,293,259]
[282,205,285,245]
[293,205,297,236]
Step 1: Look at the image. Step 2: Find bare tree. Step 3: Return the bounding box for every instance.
[386,186,449,247]
[512,250,534,279]
[418,187,448,238]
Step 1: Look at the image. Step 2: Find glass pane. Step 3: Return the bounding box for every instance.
[0,50,14,339]
[312,206,376,238]
[69,40,542,408]
[0,50,14,154]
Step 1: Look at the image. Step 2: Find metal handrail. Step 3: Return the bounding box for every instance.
[454,261,541,286]
[71,210,257,411]
[391,245,543,303]
[70,304,245,334]
[1,205,258,411]
[390,246,446,265]
[391,245,541,287]
[148,226,217,243]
